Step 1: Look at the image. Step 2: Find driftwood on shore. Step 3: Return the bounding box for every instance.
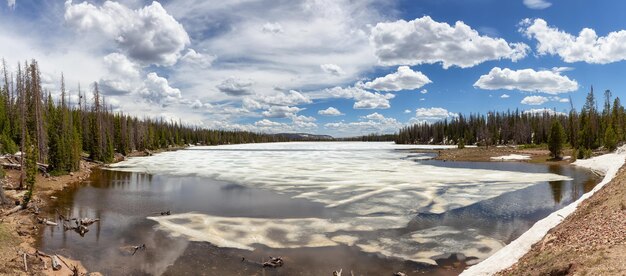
[1,154,49,175]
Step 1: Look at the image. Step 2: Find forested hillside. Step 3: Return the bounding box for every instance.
[0,59,289,177]
[397,87,624,157]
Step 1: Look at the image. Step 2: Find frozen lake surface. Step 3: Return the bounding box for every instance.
[38,142,598,275]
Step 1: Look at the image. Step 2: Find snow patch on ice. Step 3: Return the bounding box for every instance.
[148,213,504,265]
[462,149,626,276]
[490,154,531,161]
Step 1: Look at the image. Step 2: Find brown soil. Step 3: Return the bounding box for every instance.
[0,161,101,276]
[423,146,577,164]
[497,165,626,276]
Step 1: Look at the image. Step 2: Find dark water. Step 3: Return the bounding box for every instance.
[36,160,598,276]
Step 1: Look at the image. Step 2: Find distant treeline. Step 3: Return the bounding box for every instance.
[0,59,293,176]
[340,134,398,142]
[396,87,624,156]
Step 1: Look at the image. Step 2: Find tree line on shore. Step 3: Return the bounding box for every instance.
[0,59,292,197]
[396,87,624,159]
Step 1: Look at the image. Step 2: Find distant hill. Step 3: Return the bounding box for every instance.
[274,133,334,140]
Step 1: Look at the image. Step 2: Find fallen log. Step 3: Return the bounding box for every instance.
[393,272,407,276]
[4,204,24,215]
[37,217,58,226]
[35,251,65,271]
[56,254,72,270]
[22,252,28,272]
[262,256,284,268]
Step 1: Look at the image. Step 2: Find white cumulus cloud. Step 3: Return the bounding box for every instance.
[370,16,529,68]
[217,78,254,96]
[262,106,302,118]
[321,86,395,109]
[99,53,141,95]
[414,107,457,122]
[501,94,510,98]
[523,0,551,9]
[473,67,578,94]
[363,66,431,92]
[65,1,190,66]
[524,108,566,116]
[320,64,345,76]
[520,18,626,64]
[325,113,401,135]
[521,95,549,105]
[139,72,182,106]
[318,107,343,116]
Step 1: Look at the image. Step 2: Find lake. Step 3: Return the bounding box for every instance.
[36,142,598,275]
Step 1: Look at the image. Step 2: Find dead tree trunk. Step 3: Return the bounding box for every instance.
[0,181,7,205]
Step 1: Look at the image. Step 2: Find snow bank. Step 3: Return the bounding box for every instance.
[490,154,531,161]
[461,149,626,276]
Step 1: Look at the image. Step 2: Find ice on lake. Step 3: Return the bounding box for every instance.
[110,142,571,264]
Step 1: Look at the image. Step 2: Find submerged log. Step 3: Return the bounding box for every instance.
[75,225,89,236]
[132,244,146,256]
[152,210,170,216]
[262,256,284,268]
[78,217,100,226]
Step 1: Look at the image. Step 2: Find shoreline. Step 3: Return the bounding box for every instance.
[461,148,626,275]
[2,144,620,275]
[0,147,180,275]
[0,160,99,275]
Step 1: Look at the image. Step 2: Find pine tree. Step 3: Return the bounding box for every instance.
[548,120,566,160]
[604,125,618,151]
[22,132,37,207]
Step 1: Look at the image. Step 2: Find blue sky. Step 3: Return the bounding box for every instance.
[2,0,626,137]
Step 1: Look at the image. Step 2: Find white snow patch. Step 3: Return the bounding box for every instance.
[490,154,531,161]
[461,149,626,276]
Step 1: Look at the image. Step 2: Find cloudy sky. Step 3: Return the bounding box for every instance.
[1,0,625,137]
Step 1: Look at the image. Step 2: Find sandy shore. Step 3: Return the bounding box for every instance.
[0,161,99,275]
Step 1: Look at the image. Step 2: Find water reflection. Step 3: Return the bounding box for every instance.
[36,161,598,275]
[548,165,564,204]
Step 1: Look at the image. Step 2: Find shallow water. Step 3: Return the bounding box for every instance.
[37,142,598,275]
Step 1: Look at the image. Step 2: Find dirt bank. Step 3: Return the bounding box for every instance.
[496,164,626,275]
[0,161,100,275]
[424,146,577,164]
